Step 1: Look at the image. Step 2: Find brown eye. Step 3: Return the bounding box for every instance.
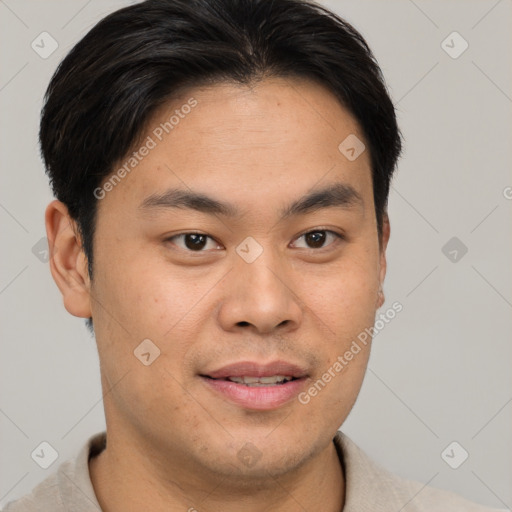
[305,231,326,248]
[184,234,207,250]
[291,230,343,250]
[166,233,221,252]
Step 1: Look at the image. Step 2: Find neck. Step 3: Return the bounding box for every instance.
[89,431,345,512]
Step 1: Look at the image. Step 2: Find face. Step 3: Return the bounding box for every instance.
[50,77,389,483]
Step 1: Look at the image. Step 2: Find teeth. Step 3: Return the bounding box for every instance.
[228,375,293,386]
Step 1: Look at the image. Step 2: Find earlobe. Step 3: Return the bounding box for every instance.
[45,200,92,318]
[376,286,385,309]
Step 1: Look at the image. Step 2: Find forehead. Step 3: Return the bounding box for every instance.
[99,77,372,213]
[161,77,365,149]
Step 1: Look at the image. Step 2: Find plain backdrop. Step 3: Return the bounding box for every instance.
[0,0,511,509]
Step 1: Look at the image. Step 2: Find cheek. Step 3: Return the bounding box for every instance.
[92,243,189,335]
[299,255,380,336]
[295,251,378,410]
[90,250,211,391]
[301,348,370,432]
[90,259,200,419]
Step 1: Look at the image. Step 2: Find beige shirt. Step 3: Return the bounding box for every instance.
[2,430,504,511]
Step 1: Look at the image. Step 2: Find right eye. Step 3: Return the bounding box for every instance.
[164,232,224,252]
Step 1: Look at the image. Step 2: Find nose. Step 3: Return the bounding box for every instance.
[216,247,303,336]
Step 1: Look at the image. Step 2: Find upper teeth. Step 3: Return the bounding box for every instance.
[228,375,293,386]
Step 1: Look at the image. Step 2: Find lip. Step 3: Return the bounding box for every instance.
[204,360,308,379]
[200,360,309,411]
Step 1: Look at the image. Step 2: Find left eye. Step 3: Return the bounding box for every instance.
[291,230,343,250]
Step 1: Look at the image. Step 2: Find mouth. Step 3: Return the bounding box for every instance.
[199,361,309,410]
[207,375,297,387]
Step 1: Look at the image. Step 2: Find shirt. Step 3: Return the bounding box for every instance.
[2,430,505,511]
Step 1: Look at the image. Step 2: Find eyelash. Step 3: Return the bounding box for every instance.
[164,228,345,253]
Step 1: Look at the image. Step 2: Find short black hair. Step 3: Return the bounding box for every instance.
[40,0,402,329]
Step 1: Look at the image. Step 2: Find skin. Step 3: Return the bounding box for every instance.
[46,77,390,512]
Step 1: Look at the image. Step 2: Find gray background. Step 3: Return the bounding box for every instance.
[0,0,510,509]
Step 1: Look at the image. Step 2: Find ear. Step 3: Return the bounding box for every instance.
[45,200,92,318]
[376,212,390,309]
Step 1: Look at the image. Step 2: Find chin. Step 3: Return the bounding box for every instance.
[211,432,318,481]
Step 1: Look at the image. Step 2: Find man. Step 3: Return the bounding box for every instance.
[3,0,504,510]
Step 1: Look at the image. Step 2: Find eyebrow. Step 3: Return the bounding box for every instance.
[139,182,363,220]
